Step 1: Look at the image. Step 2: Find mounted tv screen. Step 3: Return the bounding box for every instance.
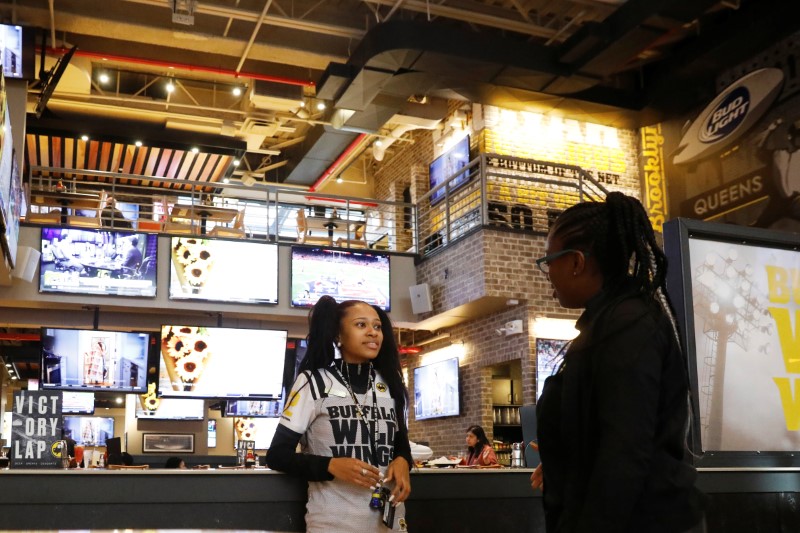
[62,391,95,415]
[664,218,800,466]
[290,247,390,310]
[168,236,278,304]
[39,227,158,297]
[225,400,282,418]
[0,24,34,79]
[233,416,280,450]
[535,338,569,400]
[429,134,470,205]
[41,328,151,394]
[158,325,287,400]
[135,396,205,421]
[63,415,114,447]
[413,357,460,421]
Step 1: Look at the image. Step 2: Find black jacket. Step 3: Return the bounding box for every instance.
[537,283,706,533]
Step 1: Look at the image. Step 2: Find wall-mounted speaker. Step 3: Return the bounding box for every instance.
[11,246,40,283]
[409,283,433,315]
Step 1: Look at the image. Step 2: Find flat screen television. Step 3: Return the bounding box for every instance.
[41,327,152,393]
[664,218,800,467]
[429,134,470,205]
[413,357,460,421]
[158,325,287,400]
[290,247,390,310]
[535,338,569,400]
[62,415,114,447]
[62,391,95,415]
[39,227,158,298]
[233,416,280,450]
[0,24,35,79]
[225,400,282,418]
[135,397,206,420]
[168,236,278,304]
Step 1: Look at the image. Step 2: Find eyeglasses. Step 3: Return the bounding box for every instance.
[535,249,588,274]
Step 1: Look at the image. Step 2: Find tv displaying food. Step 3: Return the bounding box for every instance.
[41,328,151,394]
[233,416,280,450]
[413,357,460,421]
[39,227,158,297]
[429,134,471,205]
[62,391,95,415]
[225,400,282,418]
[135,397,206,420]
[290,247,390,310]
[168,236,278,304]
[158,325,287,400]
[62,415,114,447]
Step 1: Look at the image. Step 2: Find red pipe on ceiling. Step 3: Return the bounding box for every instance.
[44,47,316,87]
[0,333,40,342]
[307,133,368,192]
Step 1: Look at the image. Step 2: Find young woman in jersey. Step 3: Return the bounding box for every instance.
[531,192,706,532]
[267,295,412,532]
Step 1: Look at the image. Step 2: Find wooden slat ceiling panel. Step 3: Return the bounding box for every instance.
[25,133,236,193]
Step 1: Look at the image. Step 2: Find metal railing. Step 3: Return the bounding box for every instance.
[416,153,609,257]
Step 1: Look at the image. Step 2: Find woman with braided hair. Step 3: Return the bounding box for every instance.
[530,192,706,533]
[267,295,412,532]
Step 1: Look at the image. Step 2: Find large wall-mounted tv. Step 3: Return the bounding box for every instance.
[664,218,800,467]
[535,338,569,400]
[225,400,282,418]
[63,415,115,447]
[413,357,460,421]
[233,416,280,450]
[39,227,158,297]
[429,134,471,205]
[135,397,206,421]
[41,328,151,394]
[158,325,287,400]
[62,391,95,415]
[290,247,391,310]
[168,236,278,305]
[0,24,35,80]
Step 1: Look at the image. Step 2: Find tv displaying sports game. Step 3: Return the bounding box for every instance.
[62,391,95,415]
[62,415,114,447]
[290,247,390,310]
[664,218,800,466]
[168,236,278,304]
[233,416,280,450]
[225,400,282,418]
[429,134,471,205]
[39,227,158,297]
[413,357,460,421]
[158,325,287,400]
[41,328,151,394]
[135,396,206,420]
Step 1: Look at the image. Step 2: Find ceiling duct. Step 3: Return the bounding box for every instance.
[248,79,305,112]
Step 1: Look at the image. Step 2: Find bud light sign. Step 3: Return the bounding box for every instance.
[699,86,750,143]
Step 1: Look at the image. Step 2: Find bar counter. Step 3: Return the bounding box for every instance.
[1,467,799,532]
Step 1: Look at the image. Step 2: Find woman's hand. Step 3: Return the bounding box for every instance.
[327,457,381,489]
[384,456,411,505]
[530,463,543,491]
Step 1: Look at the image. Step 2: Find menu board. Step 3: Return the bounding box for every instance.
[9,390,63,468]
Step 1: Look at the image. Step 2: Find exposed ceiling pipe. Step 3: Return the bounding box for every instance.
[372,123,423,162]
[308,133,367,192]
[48,0,56,49]
[44,47,315,87]
[0,333,40,342]
[235,0,274,74]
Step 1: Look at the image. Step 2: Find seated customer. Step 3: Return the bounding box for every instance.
[101,196,133,229]
[164,456,187,469]
[464,425,499,467]
[107,452,134,467]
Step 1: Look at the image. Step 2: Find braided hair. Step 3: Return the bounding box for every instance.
[301,295,409,432]
[551,192,680,343]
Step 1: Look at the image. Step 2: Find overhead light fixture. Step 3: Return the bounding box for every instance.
[299,100,306,107]
[232,159,240,167]
[134,140,143,147]
[190,147,199,154]
[115,397,123,404]
[232,86,242,96]
[80,134,89,141]
[98,73,110,84]
[166,81,175,93]
[336,177,343,184]
[316,102,326,111]
[223,177,230,184]
[374,140,383,147]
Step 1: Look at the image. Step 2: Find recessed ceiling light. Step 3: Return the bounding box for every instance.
[232,159,240,166]
[223,178,230,184]
[232,87,242,96]
[98,73,110,84]
[115,397,123,404]
[5,363,11,367]
[336,177,343,183]
[10,375,17,380]
[299,100,306,107]
[316,102,326,111]
[374,140,383,147]
[134,140,143,147]
[81,135,89,141]
[166,81,175,93]
[191,147,199,154]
